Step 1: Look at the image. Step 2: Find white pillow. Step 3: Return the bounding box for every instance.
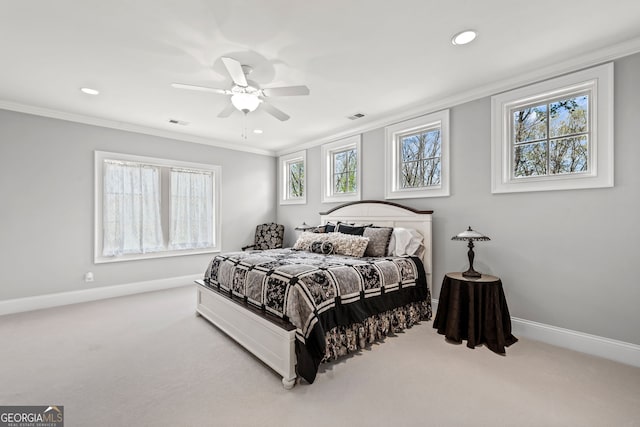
[387,228,424,257]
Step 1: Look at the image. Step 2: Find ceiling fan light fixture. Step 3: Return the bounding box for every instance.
[231,93,261,113]
[172,56,307,121]
[451,30,477,45]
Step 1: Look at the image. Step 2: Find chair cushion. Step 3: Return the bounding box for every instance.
[254,223,284,250]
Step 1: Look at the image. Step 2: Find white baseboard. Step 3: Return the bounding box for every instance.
[431,299,640,368]
[510,317,640,368]
[0,274,200,316]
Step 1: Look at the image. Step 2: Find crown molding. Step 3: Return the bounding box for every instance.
[0,100,276,157]
[3,35,640,159]
[277,36,640,156]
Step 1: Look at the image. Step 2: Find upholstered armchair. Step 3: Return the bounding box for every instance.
[241,223,285,251]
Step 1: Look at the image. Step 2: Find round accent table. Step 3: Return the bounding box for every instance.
[433,272,517,354]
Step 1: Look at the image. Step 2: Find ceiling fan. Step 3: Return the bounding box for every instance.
[171,57,310,121]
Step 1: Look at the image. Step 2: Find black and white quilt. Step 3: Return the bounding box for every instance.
[203,248,430,383]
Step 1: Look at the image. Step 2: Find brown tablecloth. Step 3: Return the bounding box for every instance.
[433,272,517,353]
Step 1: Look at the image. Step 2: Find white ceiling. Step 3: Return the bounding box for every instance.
[1,1,640,155]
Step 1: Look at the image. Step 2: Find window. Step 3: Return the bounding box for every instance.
[332,148,357,193]
[491,63,613,193]
[385,110,450,199]
[321,135,361,203]
[95,151,221,263]
[102,161,164,256]
[169,168,214,250]
[279,150,306,205]
[512,94,590,177]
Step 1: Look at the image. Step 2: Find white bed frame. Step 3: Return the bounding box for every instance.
[195,201,433,389]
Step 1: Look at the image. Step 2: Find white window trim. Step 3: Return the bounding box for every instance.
[321,135,362,203]
[491,63,614,194]
[279,150,307,205]
[385,110,450,199]
[94,151,221,264]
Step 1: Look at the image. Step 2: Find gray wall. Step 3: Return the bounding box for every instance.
[0,110,276,300]
[277,52,640,345]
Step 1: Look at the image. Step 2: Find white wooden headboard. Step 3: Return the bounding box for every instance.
[320,201,433,291]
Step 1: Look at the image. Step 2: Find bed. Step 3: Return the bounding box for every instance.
[195,200,433,388]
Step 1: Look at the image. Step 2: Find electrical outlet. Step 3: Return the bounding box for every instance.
[84,272,94,282]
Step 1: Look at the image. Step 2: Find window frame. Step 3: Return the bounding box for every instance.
[491,63,614,194]
[94,151,221,264]
[278,150,307,205]
[385,110,450,199]
[321,135,362,203]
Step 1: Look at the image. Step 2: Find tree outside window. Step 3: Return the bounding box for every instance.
[513,94,589,178]
[384,109,450,199]
[279,150,306,205]
[333,148,357,193]
[491,63,613,194]
[321,136,361,203]
[400,128,441,188]
[288,160,304,198]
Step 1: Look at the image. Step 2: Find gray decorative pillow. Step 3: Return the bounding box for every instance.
[363,227,393,257]
[329,233,369,257]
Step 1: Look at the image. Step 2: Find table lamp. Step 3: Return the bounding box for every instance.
[451,226,490,278]
[294,222,314,232]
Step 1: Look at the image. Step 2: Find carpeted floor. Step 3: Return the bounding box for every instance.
[1,285,639,427]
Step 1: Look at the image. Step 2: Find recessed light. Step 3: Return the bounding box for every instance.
[253,129,263,134]
[451,30,477,46]
[80,87,100,95]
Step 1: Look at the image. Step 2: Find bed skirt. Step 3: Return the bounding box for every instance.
[322,299,432,362]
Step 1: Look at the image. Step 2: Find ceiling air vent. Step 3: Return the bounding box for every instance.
[168,119,189,126]
[347,113,366,120]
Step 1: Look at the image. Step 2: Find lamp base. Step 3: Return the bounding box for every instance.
[462,240,482,278]
[462,269,482,278]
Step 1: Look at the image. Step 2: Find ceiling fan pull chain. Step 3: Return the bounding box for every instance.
[241,112,248,140]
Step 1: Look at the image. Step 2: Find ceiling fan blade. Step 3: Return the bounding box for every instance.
[262,85,310,97]
[261,102,290,121]
[217,103,236,118]
[171,82,229,95]
[221,57,248,87]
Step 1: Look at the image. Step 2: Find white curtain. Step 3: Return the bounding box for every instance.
[169,168,214,250]
[103,161,164,256]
